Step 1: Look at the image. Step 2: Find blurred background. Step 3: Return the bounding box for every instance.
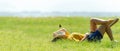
[0,0,120,17]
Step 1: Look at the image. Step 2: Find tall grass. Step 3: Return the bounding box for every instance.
[0,17,119,51]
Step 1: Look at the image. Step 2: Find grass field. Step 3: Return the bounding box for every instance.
[0,16,119,51]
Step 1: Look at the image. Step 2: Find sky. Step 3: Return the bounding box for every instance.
[0,0,120,12]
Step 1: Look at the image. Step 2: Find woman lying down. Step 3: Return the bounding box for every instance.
[51,18,119,42]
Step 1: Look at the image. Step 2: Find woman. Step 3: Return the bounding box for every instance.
[51,18,119,42]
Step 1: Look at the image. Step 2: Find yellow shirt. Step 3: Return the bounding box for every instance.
[67,32,84,42]
[57,29,85,42]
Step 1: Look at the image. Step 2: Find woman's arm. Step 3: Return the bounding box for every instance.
[80,33,89,42]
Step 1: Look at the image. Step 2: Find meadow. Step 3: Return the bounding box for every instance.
[0,16,119,51]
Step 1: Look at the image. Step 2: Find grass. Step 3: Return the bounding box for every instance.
[0,16,119,51]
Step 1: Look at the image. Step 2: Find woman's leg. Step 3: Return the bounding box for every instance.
[109,18,119,27]
[90,18,108,33]
[90,18,119,33]
[96,18,119,41]
[105,18,119,41]
[105,26,114,41]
